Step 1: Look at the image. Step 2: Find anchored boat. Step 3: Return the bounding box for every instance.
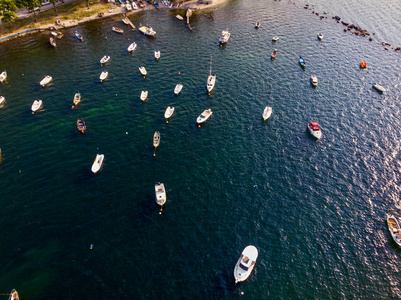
[234,245,258,284]
[164,106,175,123]
[31,99,43,113]
[387,213,401,247]
[140,90,148,102]
[91,154,104,174]
[77,119,86,133]
[40,75,52,87]
[262,106,272,121]
[308,122,322,140]
[155,182,166,206]
[153,131,160,156]
[197,109,213,124]
[206,56,216,94]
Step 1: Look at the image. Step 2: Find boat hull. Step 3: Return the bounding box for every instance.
[155,182,166,206]
[387,214,401,247]
[234,245,258,284]
[31,100,43,112]
[140,91,148,102]
[263,106,272,121]
[308,122,322,139]
[197,109,213,124]
[91,154,104,173]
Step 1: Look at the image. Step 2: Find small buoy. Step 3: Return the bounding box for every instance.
[126,132,128,135]
[178,72,181,75]
[22,74,24,76]
[90,244,93,250]
[197,125,201,128]
[71,106,74,109]
[115,94,117,97]
[254,185,257,188]
[241,291,244,295]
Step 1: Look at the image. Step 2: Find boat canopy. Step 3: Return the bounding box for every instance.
[310,122,320,130]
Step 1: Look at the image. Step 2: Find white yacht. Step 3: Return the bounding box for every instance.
[234,245,258,284]
[308,122,322,140]
[197,109,213,124]
[262,106,272,121]
[40,75,52,87]
[206,56,216,94]
[91,154,105,174]
[155,182,166,206]
[219,28,231,44]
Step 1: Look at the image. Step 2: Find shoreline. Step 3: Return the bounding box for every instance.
[0,0,229,42]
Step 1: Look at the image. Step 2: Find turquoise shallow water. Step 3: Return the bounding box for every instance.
[1,0,401,298]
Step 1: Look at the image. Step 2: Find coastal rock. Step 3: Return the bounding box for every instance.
[395,47,400,51]
[341,21,349,26]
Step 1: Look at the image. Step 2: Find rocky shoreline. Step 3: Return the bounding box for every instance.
[301,3,400,52]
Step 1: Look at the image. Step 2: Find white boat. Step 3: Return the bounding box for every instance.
[0,70,6,83]
[164,106,175,123]
[262,106,272,121]
[139,66,147,76]
[176,14,184,20]
[140,90,148,102]
[387,213,401,247]
[100,71,109,82]
[310,75,318,87]
[31,99,43,113]
[317,32,324,40]
[219,28,231,44]
[197,109,213,124]
[139,25,156,37]
[174,83,183,95]
[0,96,5,107]
[154,50,160,60]
[40,75,52,87]
[112,26,124,34]
[373,82,386,93]
[207,56,216,94]
[272,36,279,42]
[234,245,258,284]
[91,154,105,174]
[127,42,137,53]
[308,122,322,140]
[100,54,110,64]
[132,2,138,9]
[155,182,166,206]
[126,3,132,10]
[8,289,19,300]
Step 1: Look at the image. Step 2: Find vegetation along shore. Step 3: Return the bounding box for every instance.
[0,0,229,42]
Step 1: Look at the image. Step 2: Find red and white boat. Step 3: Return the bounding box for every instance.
[308,122,322,140]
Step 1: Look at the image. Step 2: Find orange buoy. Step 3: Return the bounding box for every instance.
[71,106,75,109]
[360,60,367,68]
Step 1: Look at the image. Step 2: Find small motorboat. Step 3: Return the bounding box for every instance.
[122,17,130,25]
[272,36,279,42]
[139,25,156,37]
[31,99,43,113]
[176,14,184,20]
[0,96,5,107]
[126,3,132,10]
[0,70,7,83]
[139,66,147,76]
[207,56,216,94]
[77,119,86,133]
[317,32,324,40]
[75,31,83,41]
[73,92,81,105]
[91,154,105,174]
[271,49,277,60]
[49,37,56,47]
[153,131,160,156]
[373,82,386,93]
[255,22,260,28]
[140,90,148,102]
[197,109,213,124]
[8,289,19,300]
[387,213,401,247]
[164,106,175,123]
[40,75,52,87]
[112,27,124,34]
[360,60,367,68]
[308,122,322,140]
[100,71,108,82]
[262,106,272,121]
[155,182,166,206]
[127,42,137,53]
[299,56,307,68]
[310,75,318,87]
[174,83,183,95]
[154,50,161,60]
[100,54,110,64]
[219,28,231,45]
[132,2,138,9]
[234,245,258,284]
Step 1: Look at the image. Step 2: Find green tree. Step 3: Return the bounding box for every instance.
[50,0,57,15]
[0,0,18,23]
[25,0,41,22]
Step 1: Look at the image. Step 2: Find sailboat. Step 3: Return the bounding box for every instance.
[206,56,216,95]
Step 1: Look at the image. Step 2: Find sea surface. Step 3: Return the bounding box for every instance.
[1,0,401,298]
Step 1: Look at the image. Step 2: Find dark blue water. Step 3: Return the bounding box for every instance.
[1,0,401,298]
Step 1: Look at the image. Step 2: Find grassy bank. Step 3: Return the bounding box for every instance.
[0,0,115,38]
